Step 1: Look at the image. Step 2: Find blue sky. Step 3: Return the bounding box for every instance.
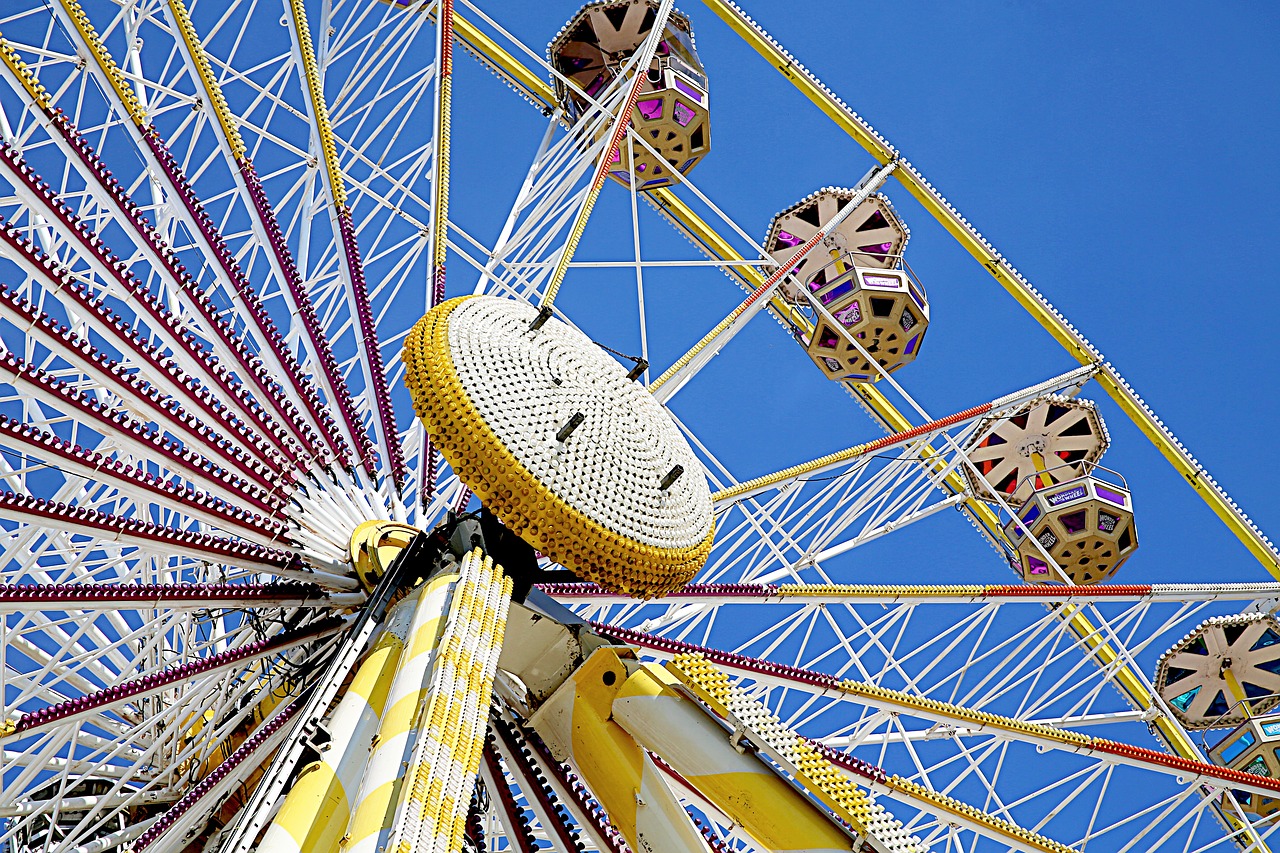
[2,1,1275,846]
[445,1,1280,595]
[438,17,1280,839]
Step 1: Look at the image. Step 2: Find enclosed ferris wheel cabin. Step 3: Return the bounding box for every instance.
[764,189,928,383]
[1156,614,1280,817]
[550,0,710,190]
[962,397,1138,585]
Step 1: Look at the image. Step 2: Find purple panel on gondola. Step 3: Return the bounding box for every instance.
[909,282,928,311]
[776,229,803,249]
[637,98,663,120]
[673,102,696,126]
[862,273,900,289]
[1096,486,1127,506]
[1060,510,1087,534]
[673,78,703,102]
[834,301,861,326]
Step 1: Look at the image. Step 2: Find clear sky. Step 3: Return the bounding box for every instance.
[438,3,1280,841]
[3,1,1276,847]
[446,1,1280,589]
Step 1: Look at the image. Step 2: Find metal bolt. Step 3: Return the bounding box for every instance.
[659,465,684,491]
[529,306,553,331]
[556,412,585,443]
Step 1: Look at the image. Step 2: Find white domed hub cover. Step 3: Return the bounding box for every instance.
[402,295,715,597]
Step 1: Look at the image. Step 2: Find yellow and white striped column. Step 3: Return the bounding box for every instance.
[611,663,855,853]
[387,549,512,853]
[530,647,712,853]
[258,593,418,853]
[341,573,459,853]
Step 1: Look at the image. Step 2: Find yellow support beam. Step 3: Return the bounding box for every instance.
[665,655,921,851]
[167,0,246,160]
[612,661,858,853]
[430,0,456,285]
[529,647,712,852]
[779,583,988,600]
[0,39,52,110]
[284,0,347,208]
[451,13,553,107]
[54,0,147,125]
[837,679,1086,746]
[667,653,1077,853]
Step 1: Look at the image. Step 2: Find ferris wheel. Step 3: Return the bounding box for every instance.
[0,0,1276,851]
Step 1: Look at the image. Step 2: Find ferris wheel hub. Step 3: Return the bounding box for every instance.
[1016,436,1047,457]
[347,520,421,592]
[402,295,714,598]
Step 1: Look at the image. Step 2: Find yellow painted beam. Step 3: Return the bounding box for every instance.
[54,0,147,125]
[529,647,711,853]
[0,39,51,110]
[284,0,347,208]
[613,661,859,853]
[451,13,553,107]
[430,0,455,284]
[667,653,1075,853]
[167,0,246,160]
[780,583,987,600]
